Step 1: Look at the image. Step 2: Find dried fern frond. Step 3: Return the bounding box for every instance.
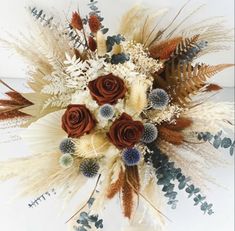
[170,34,200,61]
[156,63,234,106]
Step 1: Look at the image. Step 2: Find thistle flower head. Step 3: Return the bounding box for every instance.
[99,104,114,119]
[80,159,100,178]
[141,123,158,143]
[59,154,74,168]
[59,138,75,154]
[149,88,169,109]
[122,148,141,166]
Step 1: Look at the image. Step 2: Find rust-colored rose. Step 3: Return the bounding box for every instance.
[62,104,96,138]
[88,73,127,105]
[107,113,144,149]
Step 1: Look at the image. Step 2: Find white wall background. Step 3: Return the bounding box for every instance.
[0,1,234,231]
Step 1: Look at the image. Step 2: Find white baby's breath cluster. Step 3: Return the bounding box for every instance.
[146,104,184,124]
[122,40,163,74]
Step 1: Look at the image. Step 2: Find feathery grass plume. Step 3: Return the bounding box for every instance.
[180,18,234,56]
[107,168,125,199]
[119,5,168,44]
[21,110,67,154]
[158,139,228,190]
[122,166,140,219]
[140,178,165,228]
[96,30,107,56]
[74,132,111,158]
[125,79,150,115]
[202,83,222,92]
[122,170,134,219]
[0,152,86,199]
[88,36,97,52]
[70,12,83,30]
[182,101,234,134]
[91,155,121,213]
[149,37,183,60]
[158,126,184,145]
[88,14,101,34]
[0,82,33,121]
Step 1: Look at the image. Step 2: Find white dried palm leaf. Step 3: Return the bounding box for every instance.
[21,110,66,154]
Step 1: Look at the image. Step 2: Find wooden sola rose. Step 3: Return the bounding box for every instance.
[0,2,234,231]
[107,113,144,149]
[62,104,96,138]
[88,73,127,105]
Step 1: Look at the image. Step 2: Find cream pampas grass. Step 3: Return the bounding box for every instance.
[125,79,151,116]
[182,102,234,134]
[91,155,122,213]
[74,132,111,158]
[0,152,87,200]
[21,110,67,154]
[119,5,168,45]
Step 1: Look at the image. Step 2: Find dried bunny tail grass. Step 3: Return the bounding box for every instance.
[96,31,107,56]
[182,101,234,133]
[125,79,151,116]
[74,132,111,158]
[91,155,122,213]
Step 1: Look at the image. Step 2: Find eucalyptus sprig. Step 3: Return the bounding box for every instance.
[197,131,234,156]
[145,143,214,215]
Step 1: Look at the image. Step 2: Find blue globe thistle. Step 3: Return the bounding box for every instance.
[80,159,100,178]
[59,138,75,154]
[122,148,141,166]
[59,154,74,168]
[99,104,114,119]
[149,88,169,109]
[141,123,158,143]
